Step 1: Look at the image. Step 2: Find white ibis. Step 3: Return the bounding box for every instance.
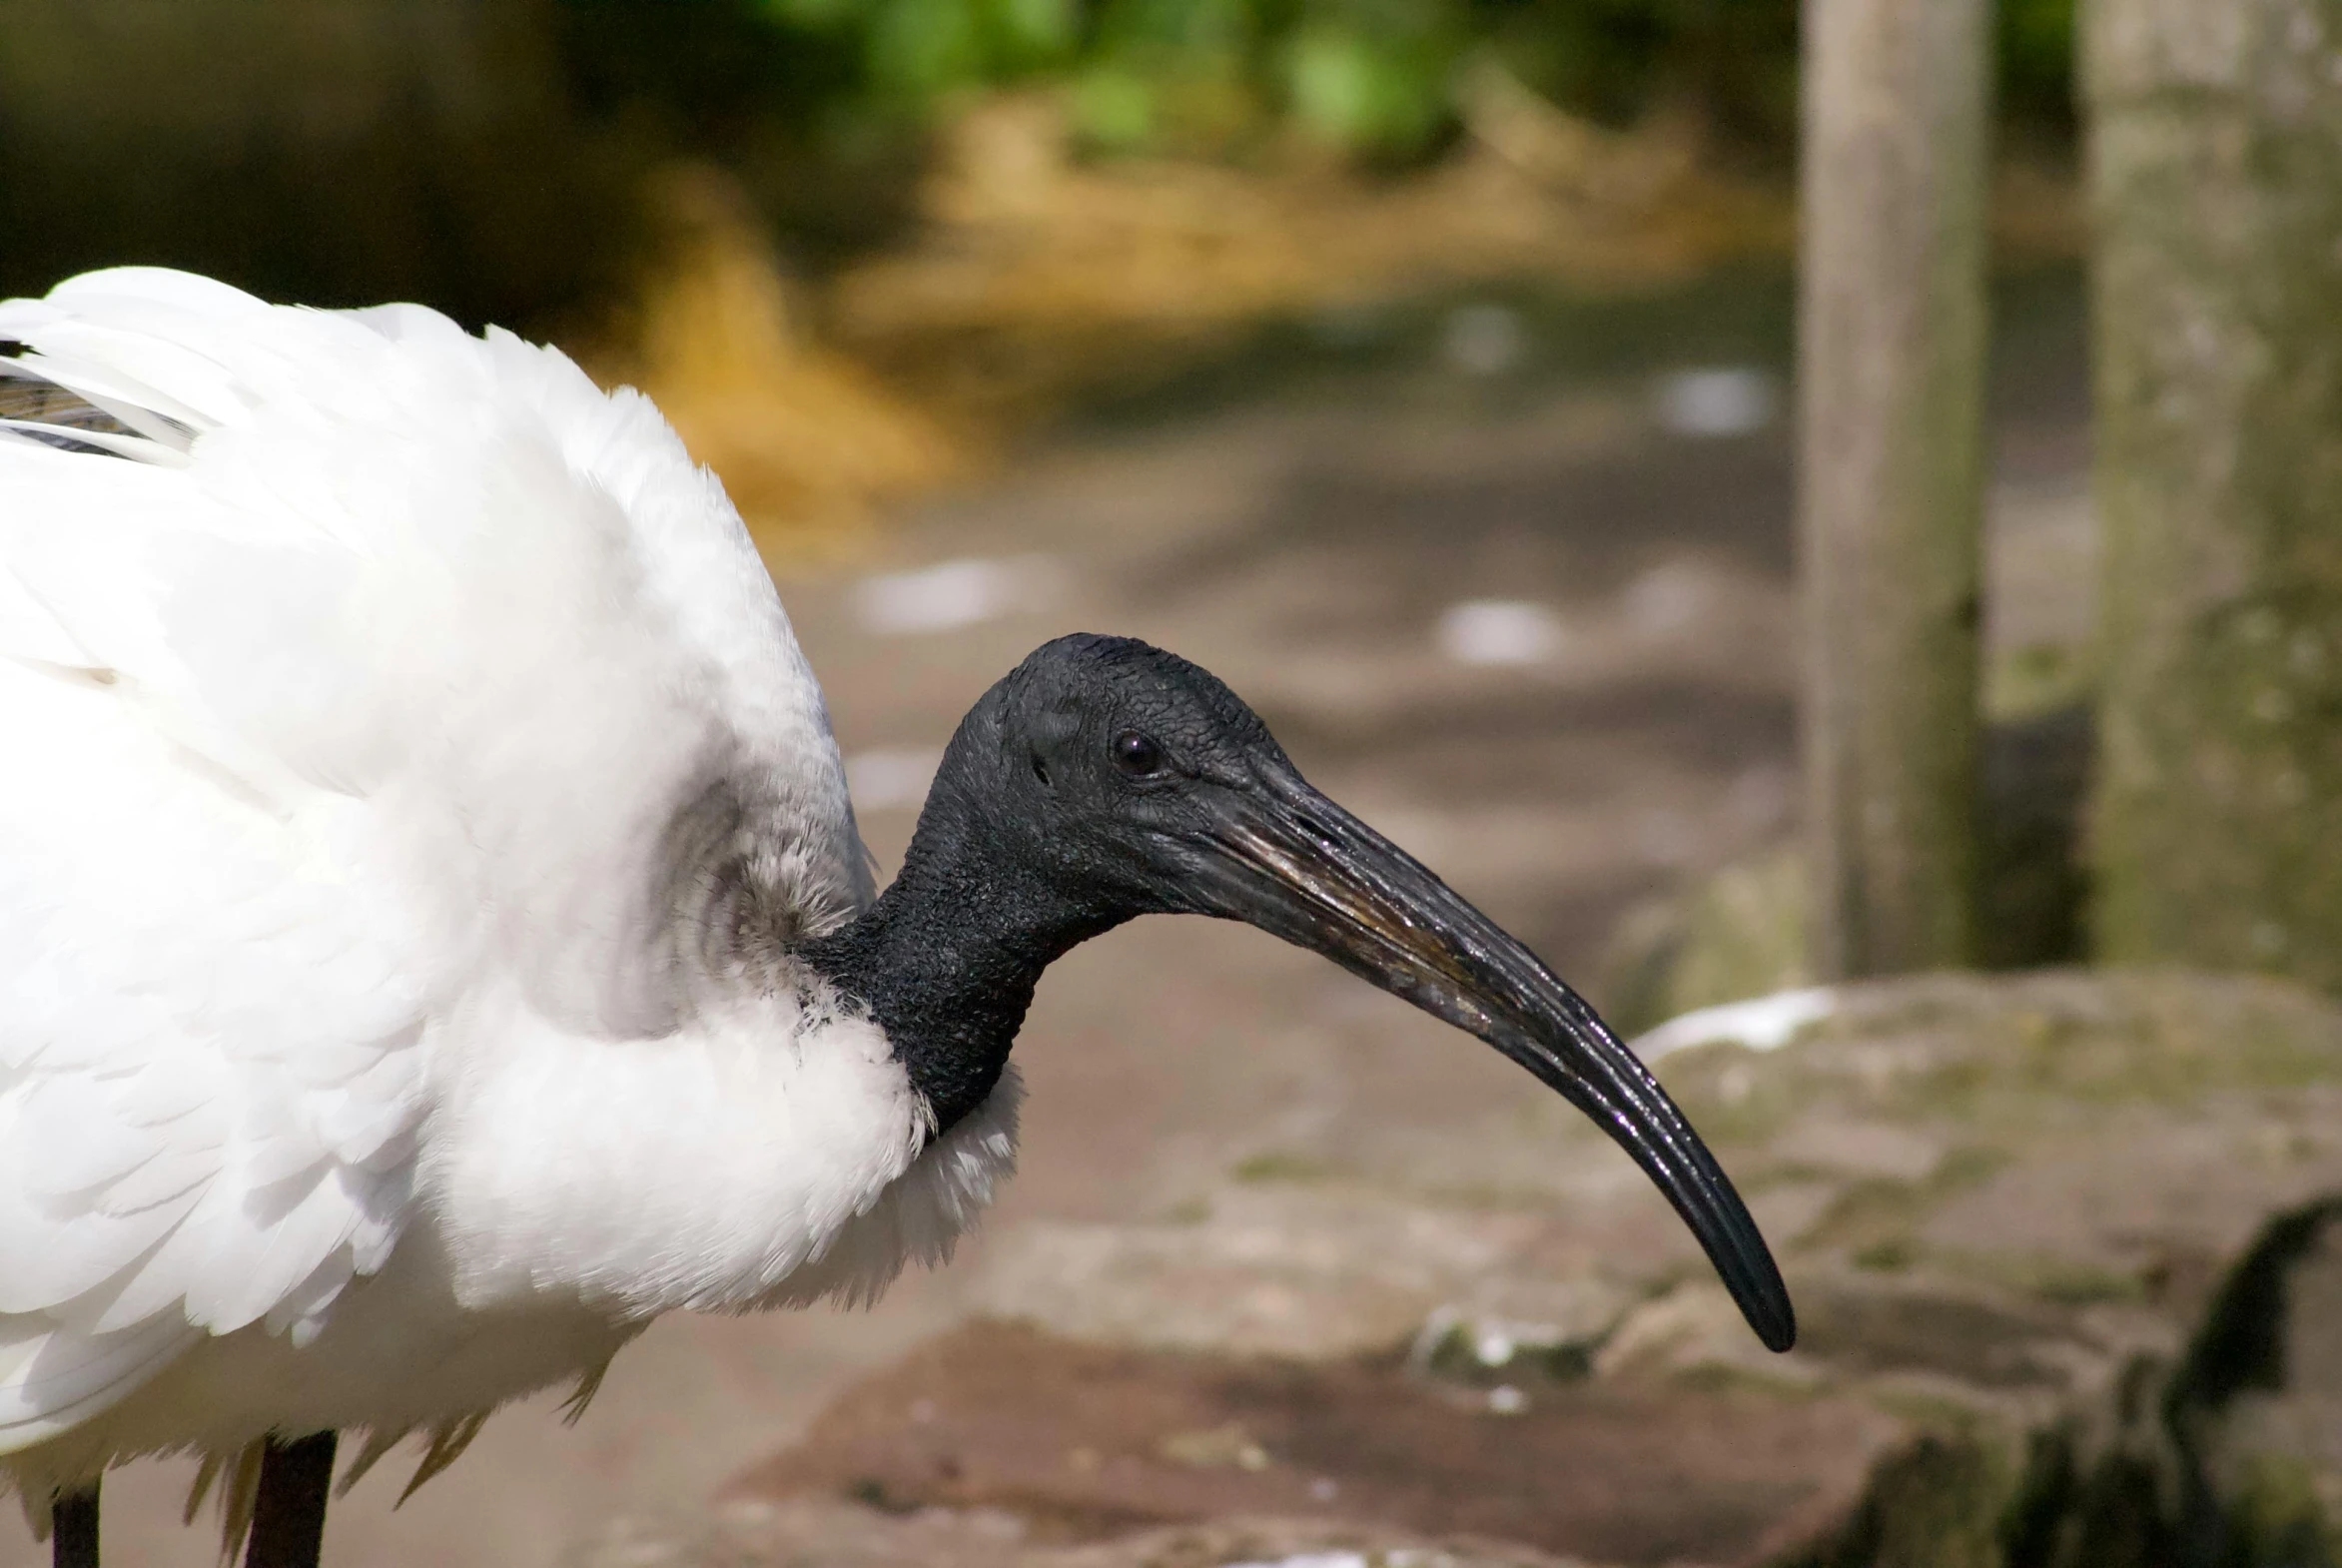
[0,268,1794,1568]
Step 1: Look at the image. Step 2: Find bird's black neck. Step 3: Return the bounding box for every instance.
[798,776,1126,1134]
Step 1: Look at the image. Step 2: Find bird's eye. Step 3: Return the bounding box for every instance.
[1113,731,1166,777]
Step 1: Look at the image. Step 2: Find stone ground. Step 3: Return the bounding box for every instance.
[0,269,2115,1567]
[597,970,2342,1567]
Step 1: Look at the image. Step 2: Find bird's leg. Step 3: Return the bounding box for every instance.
[243,1432,337,1568]
[50,1483,97,1568]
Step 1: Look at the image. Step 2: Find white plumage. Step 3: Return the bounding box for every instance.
[0,268,1019,1519]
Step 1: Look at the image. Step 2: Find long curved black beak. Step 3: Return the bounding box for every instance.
[1183,772,1796,1352]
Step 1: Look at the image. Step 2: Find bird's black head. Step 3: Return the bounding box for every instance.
[803,632,1796,1354]
[921,633,1300,919]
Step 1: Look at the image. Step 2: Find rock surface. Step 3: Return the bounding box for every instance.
[654,970,2342,1567]
[723,1321,1895,1565]
[573,1500,1593,1568]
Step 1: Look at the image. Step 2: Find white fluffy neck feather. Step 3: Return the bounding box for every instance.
[421,983,1018,1320]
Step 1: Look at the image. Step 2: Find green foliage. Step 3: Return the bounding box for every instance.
[1285,0,1466,159]
[1998,0,2077,129]
[759,0,1079,101]
[0,0,2080,333]
[711,0,2070,162]
[1068,0,1265,152]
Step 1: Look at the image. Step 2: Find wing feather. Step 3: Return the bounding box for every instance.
[0,268,868,1446]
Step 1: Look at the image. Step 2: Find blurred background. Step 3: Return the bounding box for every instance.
[12,2,2342,1565]
[0,0,2076,545]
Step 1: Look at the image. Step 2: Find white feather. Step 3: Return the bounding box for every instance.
[0,269,1001,1503]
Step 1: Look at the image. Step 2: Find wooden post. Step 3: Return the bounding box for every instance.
[1797,0,1994,980]
[2085,0,2342,988]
